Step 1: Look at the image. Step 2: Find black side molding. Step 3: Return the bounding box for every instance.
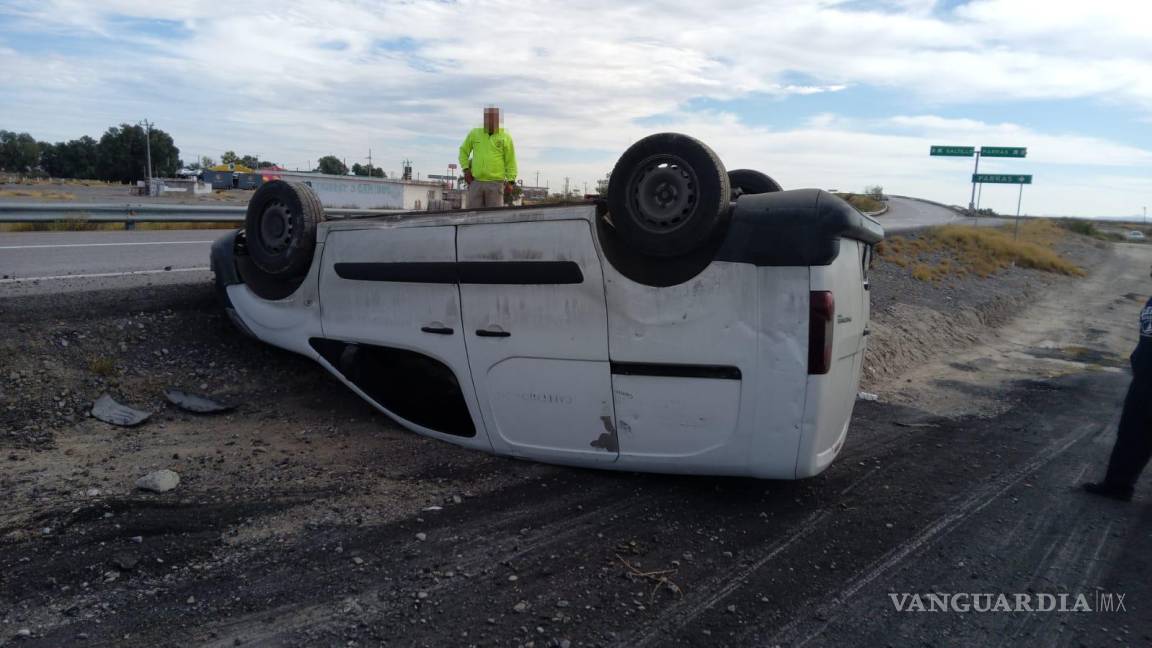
[335,261,583,285]
[458,261,583,285]
[611,362,742,380]
[715,189,884,267]
[335,262,458,283]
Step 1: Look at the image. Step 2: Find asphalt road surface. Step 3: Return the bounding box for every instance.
[879,196,962,231]
[0,229,228,297]
[0,196,962,299]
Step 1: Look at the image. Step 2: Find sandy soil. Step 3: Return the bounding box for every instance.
[1,233,1149,647]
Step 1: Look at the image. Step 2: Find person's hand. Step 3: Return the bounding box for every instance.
[463,169,474,185]
[504,181,515,194]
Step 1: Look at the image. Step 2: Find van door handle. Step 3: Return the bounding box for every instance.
[421,326,454,335]
[476,329,511,338]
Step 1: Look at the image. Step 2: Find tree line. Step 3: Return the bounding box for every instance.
[0,124,181,183]
[2,124,391,182]
[314,155,385,178]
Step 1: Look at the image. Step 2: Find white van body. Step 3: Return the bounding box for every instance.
[214,192,881,479]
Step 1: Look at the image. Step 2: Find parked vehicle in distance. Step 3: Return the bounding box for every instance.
[211,133,884,479]
[1126,230,1146,241]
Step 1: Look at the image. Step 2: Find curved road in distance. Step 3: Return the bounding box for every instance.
[877,195,962,232]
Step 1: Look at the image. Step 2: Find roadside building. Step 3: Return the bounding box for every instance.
[202,163,262,190]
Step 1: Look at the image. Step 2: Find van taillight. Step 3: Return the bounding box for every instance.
[808,291,834,375]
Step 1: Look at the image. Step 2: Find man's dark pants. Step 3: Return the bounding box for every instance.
[1104,377,1152,488]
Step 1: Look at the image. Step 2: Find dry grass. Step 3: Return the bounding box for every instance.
[0,189,76,200]
[877,220,1084,282]
[0,176,117,188]
[835,193,884,212]
[89,357,117,376]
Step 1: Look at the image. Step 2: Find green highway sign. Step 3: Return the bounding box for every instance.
[930,145,975,156]
[973,174,1032,184]
[980,146,1027,158]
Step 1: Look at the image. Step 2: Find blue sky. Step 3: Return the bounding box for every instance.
[0,0,1150,216]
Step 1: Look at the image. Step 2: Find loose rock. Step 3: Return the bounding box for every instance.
[135,469,180,493]
[91,394,151,427]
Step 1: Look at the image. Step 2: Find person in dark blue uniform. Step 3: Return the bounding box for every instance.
[1083,277,1152,502]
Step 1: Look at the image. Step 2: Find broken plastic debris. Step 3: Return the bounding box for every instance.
[164,388,235,414]
[91,394,152,427]
[857,392,880,402]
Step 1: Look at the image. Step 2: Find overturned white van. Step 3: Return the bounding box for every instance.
[211,133,883,479]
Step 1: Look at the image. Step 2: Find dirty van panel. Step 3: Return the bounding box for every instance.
[601,258,765,472]
[458,220,617,463]
[796,239,868,478]
[318,226,492,451]
[612,370,741,458]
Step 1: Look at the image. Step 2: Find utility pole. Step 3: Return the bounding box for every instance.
[141,118,154,187]
[564,177,570,198]
[367,148,373,177]
[535,170,540,188]
[1144,206,1147,226]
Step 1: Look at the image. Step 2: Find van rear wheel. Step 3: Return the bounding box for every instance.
[729,169,782,199]
[607,133,730,258]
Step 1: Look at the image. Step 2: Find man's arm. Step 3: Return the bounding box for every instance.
[458,130,473,182]
[504,134,517,182]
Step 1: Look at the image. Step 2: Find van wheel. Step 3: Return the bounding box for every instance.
[729,169,782,199]
[607,133,730,258]
[245,180,325,277]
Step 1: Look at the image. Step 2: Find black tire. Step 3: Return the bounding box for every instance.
[729,169,782,199]
[607,133,730,258]
[244,181,325,277]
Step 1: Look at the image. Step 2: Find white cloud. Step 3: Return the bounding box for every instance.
[0,0,1149,215]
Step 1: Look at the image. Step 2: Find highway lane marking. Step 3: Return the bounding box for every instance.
[0,241,213,250]
[0,267,211,283]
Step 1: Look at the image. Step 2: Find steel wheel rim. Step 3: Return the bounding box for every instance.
[258,199,294,253]
[627,154,698,234]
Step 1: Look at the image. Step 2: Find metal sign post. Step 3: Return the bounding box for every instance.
[969,150,981,219]
[1014,183,1024,240]
[932,145,1028,222]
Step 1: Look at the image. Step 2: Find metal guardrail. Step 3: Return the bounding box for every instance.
[0,203,404,224]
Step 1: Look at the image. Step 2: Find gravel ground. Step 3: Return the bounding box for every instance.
[862,229,1108,390]
[1,230,1148,647]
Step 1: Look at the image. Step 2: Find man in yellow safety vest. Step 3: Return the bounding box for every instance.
[459,106,517,209]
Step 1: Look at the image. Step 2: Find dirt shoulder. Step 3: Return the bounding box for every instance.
[1,228,1147,647]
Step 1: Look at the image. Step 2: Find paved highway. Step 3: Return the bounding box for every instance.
[0,196,962,297]
[878,195,962,231]
[0,229,227,297]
